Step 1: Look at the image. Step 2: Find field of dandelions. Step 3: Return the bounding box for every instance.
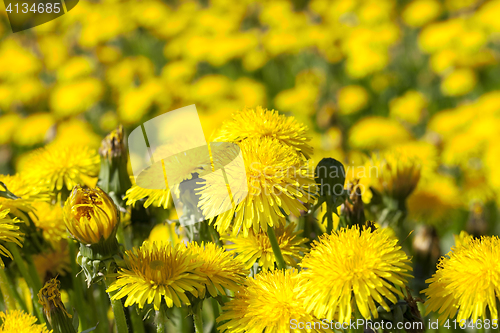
[1,0,500,332]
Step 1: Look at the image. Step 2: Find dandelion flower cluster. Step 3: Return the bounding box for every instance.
[297,226,413,323]
[424,235,500,322]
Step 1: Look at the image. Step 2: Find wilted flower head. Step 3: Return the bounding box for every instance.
[298,226,413,323]
[424,235,500,322]
[63,185,119,245]
[38,278,73,332]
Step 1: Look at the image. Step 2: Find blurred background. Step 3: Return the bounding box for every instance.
[1,0,500,300]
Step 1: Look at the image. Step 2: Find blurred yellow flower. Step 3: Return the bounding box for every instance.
[441,68,477,96]
[0,174,49,223]
[148,222,184,245]
[348,116,412,150]
[390,91,427,124]
[31,202,67,245]
[57,56,95,81]
[403,0,442,28]
[0,40,41,80]
[13,113,54,147]
[408,174,460,224]
[337,85,369,115]
[34,242,71,280]
[21,143,99,194]
[0,114,21,145]
[50,78,103,118]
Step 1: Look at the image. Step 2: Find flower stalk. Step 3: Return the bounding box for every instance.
[266,227,286,270]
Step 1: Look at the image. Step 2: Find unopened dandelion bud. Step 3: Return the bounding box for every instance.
[38,278,76,333]
[315,158,346,196]
[64,185,121,285]
[341,179,366,227]
[97,125,131,204]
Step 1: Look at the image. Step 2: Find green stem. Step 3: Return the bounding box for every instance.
[207,224,222,247]
[0,268,28,312]
[193,306,203,333]
[267,227,286,270]
[7,244,45,324]
[155,304,167,333]
[96,283,111,333]
[351,305,364,333]
[129,306,145,333]
[0,268,17,310]
[104,276,129,333]
[68,241,86,330]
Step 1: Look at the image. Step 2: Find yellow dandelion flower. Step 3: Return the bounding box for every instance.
[348,116,412,150]
[424,236,500,322]
[124,184,172,209]
[222,223,308,271]
[337,85,369,115]
[12,113,55,147]
[0,206,24,269]
[215,106,313,158]
[20,143,100,194]
[0,174,49,222]
[402,0,442,28]
[106,241,205,310]
[407,174,460,224]
[389,91,427,125]
[31,202,67,245]
[63,185,119,245]
[0,310,51,333]
[217,269,330,333]
[186,242,247,298]
[199,137,316,237]
[440,68,477,97]
[297,226,413,323]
